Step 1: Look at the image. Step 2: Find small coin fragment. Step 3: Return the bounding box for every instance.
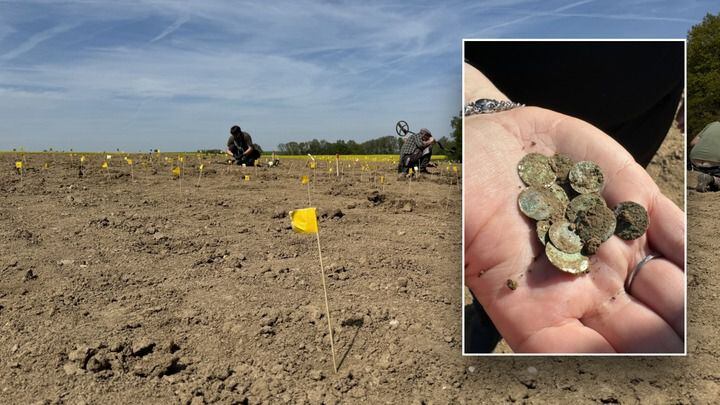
[548,221,583,254]
[614,201,649,240]
[546,242,589,274]
[550,153,575,182]
[536,220,551,245]
[566,193,606,223]
[569,161,605,194]
[518,187,562,221]
[518,153,556,187]
[575,205,617,243]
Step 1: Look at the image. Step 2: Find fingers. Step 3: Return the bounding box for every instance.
[515,321,615,353]
[464,63,509,103]
[627,258,685,336]
[646,193,685,267]
[581,293,684,353]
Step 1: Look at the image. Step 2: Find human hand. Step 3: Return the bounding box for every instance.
[464,67,685,354]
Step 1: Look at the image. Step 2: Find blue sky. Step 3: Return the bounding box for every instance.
[0,0,717,152]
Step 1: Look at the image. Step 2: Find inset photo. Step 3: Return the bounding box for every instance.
[462,40,686,355]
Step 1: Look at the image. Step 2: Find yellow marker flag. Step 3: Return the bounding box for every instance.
[453,166,458,173]
[380,175,384,184]
[178,156,184,163]
[244,175,250,181]
[126,159,133,165]
[309,162,316,169]
[172,166,181,176]
[15,161,23,169]
[289,207,318,234]
[80,156,86,163]
[408,168,414,174]
[199,164,204,172]
[301,175,309,185]
[44,163,48,169]
[101,161,108,169]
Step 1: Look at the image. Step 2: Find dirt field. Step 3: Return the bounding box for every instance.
[0,155,467,404]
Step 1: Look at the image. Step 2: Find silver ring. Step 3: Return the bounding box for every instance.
[625,253,662,292]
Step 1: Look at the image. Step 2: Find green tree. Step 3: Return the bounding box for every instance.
[688,12,720,141]
[449,113,462,161]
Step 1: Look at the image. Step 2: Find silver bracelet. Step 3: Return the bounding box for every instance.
[464,98,524,116]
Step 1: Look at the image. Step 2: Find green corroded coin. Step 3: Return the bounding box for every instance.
[569,161,604,194]
[575,205,616,244]
[551,153,575,182]
[548,221,583,254]
[614,201,649,240]
[566,193,606,223]
[546,242,589,274]
[536,220,551,245]
[518,187,563,221]
[518,153,556,187]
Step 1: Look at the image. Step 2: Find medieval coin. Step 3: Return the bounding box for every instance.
[518,153,556,187]
[550,153,575,182]
[568,161,604,194]
[518,187,562,221]
[614,201,649,240]
[548,221,583,254]
[575,205,617,243]
[536,220,551,245]
[548,183,570,207]
[566,193,606,223]
[546,242,589,274]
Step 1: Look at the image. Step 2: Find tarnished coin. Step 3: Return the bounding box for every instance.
[518,187,562,221]
[548,183,570,207]
[548,221,583,254]
[575,205,616,243]
[614,201,649,240]
[566,193,606,222]
[518,153,556,187]
[536,220,551,245]
[546,242,589,274]
[550,153,575,182]
[569,161,605,194]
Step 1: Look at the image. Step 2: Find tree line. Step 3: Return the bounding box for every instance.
[688,12,720,140]
[276,113,462,160]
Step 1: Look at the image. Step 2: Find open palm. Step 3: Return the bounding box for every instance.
[464,107,685,353]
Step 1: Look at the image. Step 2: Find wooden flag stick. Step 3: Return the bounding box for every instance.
[315,230,337,373]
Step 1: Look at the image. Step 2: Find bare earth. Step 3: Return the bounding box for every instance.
[1,156,467,404]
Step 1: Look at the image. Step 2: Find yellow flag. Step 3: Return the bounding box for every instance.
[80,156,86,163]
[172,166,181,176]
[244,175,250,181]
[289,207,318,234]
[101,161,108,169]
[178,156,184,163]
[15,161,23,169]
[453,166,458,173]
[301,175,309,185]
[126,159,133,165]
[380,175,384,184]
[309,162,316,169]
[199,164,204,172]
[44,163,48,169]
[408,168,414,174]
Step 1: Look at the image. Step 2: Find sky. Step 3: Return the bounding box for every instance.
[0,0,717,152]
